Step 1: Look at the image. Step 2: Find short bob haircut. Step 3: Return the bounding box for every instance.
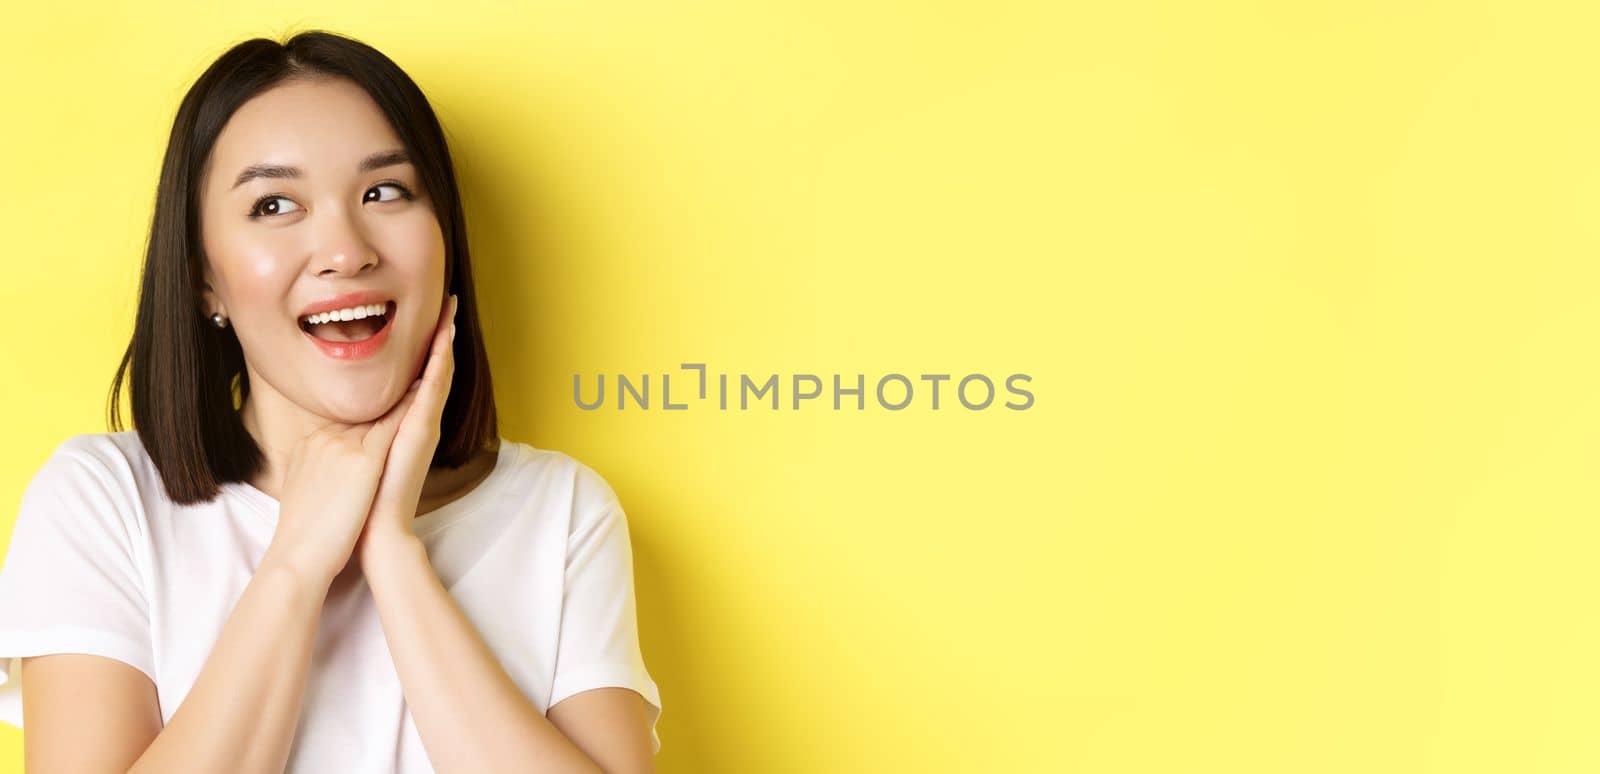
[108,29,497,506]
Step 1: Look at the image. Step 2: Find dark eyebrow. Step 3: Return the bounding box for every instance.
[230,149,412,190]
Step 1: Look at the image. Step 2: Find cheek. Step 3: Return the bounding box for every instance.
[375,218,448,306]
[244,251,288,283]
[208,249,296,341]
[379,214,446,267]
[207,226,299,291]
[224,249,296,317]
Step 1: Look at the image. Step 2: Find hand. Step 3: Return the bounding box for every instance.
[355,293,458,564]
[261,379,414,588]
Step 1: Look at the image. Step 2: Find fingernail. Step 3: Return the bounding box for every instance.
[451,294,459,317]
[450,323,457,341]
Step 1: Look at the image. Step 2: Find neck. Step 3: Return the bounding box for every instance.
[237,368,355,501]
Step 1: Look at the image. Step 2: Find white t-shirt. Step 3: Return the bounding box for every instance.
[0,431,662,770]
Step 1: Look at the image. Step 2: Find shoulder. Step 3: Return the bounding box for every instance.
[26,432,150,495]
[14,432,155,544]
[499,440,627,526]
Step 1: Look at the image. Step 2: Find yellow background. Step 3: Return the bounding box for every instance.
[1,1,1594,771]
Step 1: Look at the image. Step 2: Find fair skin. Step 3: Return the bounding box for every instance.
[20,76,654,773]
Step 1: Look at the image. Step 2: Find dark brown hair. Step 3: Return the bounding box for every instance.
[108,29,497,505]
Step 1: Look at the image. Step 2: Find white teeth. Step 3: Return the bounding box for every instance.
[301,303,387,326]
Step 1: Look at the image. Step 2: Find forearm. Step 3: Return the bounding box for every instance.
[361,534,601,774]
[128,553,330,774]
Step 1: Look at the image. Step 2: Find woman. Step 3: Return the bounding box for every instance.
[0,30,661,773]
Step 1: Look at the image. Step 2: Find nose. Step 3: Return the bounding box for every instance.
[307,208,379,277]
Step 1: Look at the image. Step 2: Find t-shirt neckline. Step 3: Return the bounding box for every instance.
[221,438,520,537]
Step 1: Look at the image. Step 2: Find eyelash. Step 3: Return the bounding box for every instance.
[247,182,416,219]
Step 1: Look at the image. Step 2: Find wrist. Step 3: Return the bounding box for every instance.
[256,546,340,598]
[359,528,424,570]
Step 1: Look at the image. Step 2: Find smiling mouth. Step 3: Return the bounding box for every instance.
[298,301,397,342]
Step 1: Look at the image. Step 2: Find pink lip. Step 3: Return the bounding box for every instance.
[301,307,394,361]
[298,290,394,318]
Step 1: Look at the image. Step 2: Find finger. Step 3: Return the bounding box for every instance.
[415,296,456,409]
[444,295,457,345]
[412,294,454,384]
[432,293,456,338]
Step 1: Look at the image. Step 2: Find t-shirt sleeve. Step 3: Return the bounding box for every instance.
[547,462,663,754]
[0,437,156,728]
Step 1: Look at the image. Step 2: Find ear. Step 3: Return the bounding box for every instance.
[198,262,222,318]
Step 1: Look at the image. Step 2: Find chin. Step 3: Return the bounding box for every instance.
[317,387,400,425]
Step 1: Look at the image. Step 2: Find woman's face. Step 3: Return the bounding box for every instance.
[198,75,445,424]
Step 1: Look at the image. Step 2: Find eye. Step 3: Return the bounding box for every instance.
[247,194,302,219]
[365,182,416,204]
